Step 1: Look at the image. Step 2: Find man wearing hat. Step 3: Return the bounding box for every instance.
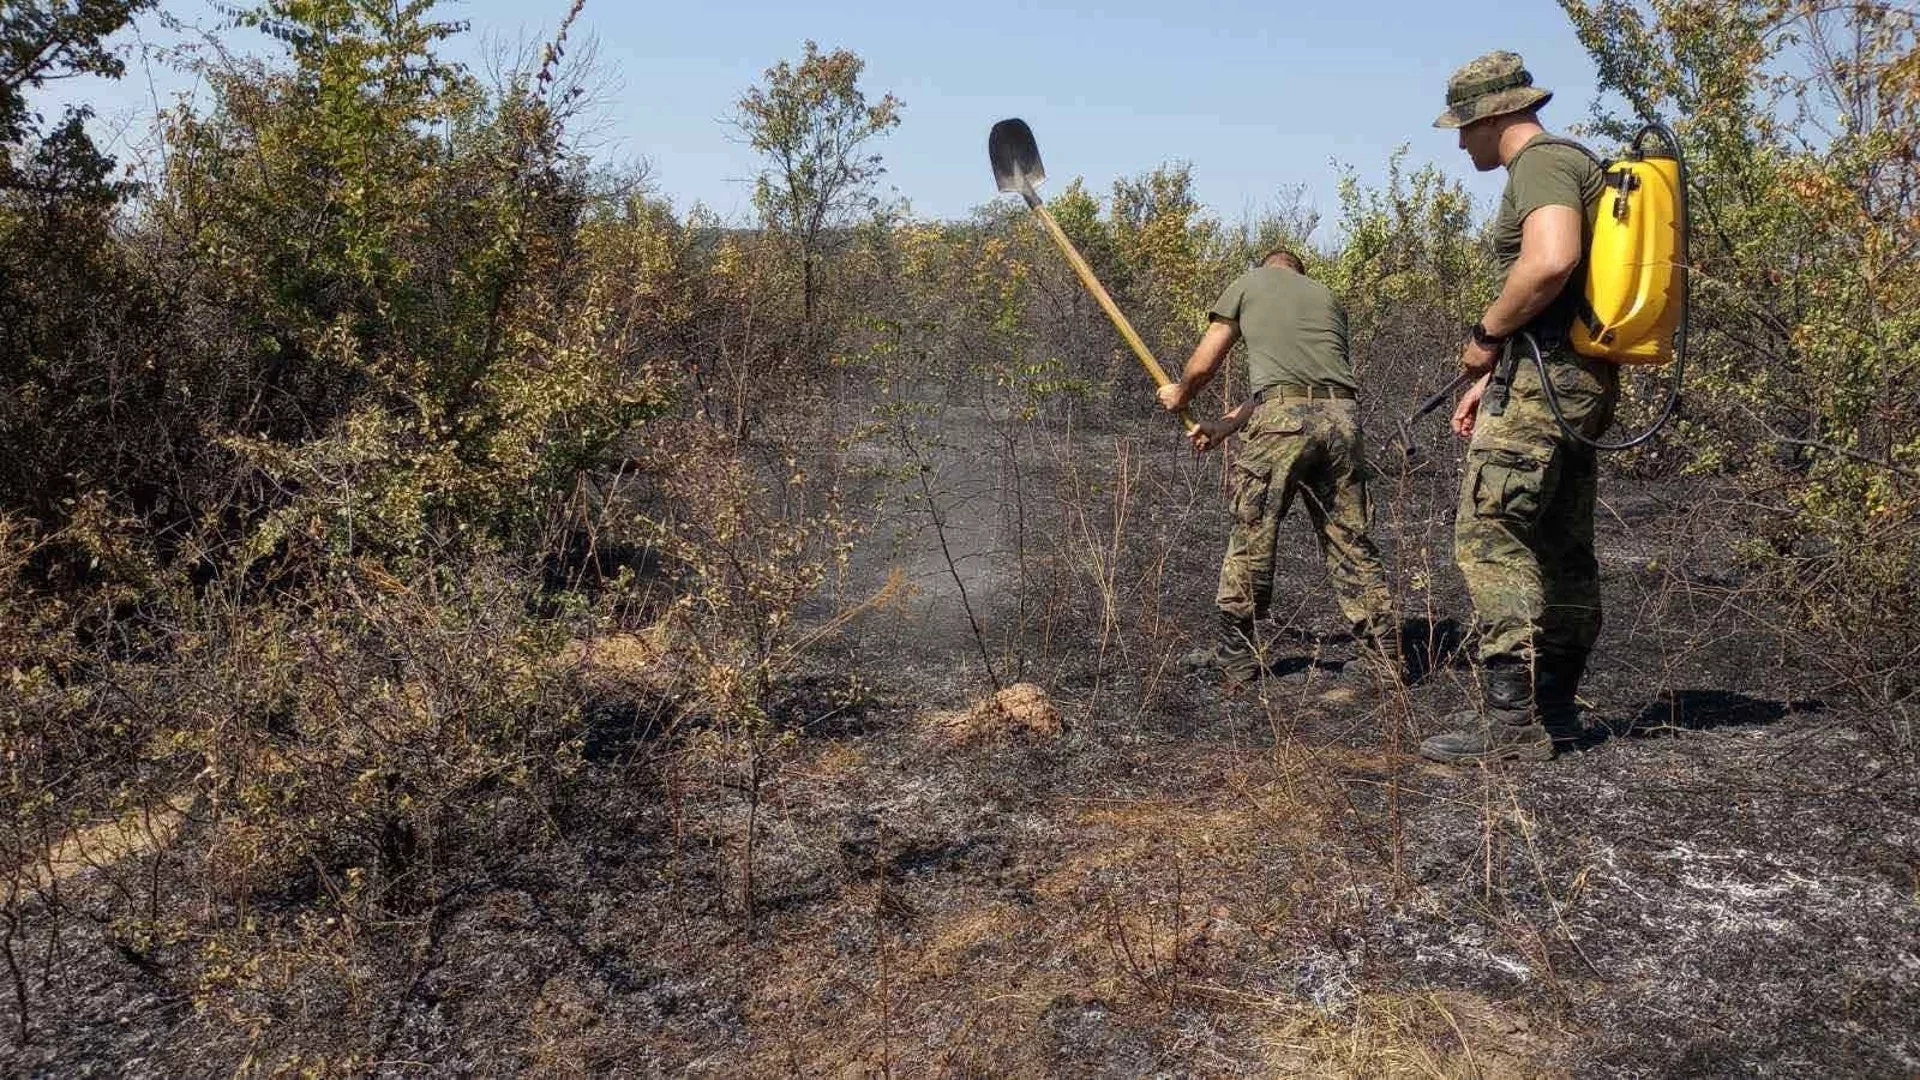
[1420,51,1616,763]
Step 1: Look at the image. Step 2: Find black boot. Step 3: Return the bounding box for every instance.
[1418,663,1554,764]
[1181,611,1261,683]
[1536,652,1588,741]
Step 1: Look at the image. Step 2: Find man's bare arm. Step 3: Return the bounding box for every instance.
[1181,396,1257,453]
[1460,204,1584,373]
[1484,204,1583,337]
[1160,319,1240,411]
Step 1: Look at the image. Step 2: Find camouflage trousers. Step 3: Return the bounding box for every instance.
[1456,347,1620,671]
[1216,396,1396,643]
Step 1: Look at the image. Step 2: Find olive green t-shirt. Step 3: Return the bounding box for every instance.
[1493,134,1605,340]
[1207,268,1357,394]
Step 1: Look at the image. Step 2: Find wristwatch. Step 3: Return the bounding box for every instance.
[1470,321,1508,348]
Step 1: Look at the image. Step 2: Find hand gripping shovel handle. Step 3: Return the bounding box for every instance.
[1020,201,1199,436]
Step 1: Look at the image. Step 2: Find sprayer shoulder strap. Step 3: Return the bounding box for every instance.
[1511,136,1614,216]
[1509,134,1606,172]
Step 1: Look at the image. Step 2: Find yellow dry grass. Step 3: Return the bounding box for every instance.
[1256,989,1568,1078]
[921,682,1063,746]
[739,904,1072,1079]
[565,620,682,697]
[718,745,1565,1079]
[804,742,869,781]
[17,789,198,891]
[1318,685,1364,705]
[1031,774,1335,897]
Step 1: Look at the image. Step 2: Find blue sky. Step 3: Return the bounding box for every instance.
[39,0,1607,237]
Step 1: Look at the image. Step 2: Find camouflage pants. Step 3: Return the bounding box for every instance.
[1456,347,1620,670]
[1216,397,1395,642]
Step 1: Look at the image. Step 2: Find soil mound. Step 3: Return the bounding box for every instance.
[926,682,1063,745]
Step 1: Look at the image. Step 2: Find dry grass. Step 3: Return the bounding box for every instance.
[566,621,684,698]
[1256,990,1568,1078]
[714,760,1364,1075]
[19,790,198,891]
[920,683,1064,746]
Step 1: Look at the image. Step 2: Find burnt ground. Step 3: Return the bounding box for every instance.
[6,396,1919,1078]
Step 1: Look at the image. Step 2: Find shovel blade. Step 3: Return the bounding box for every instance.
[989,118,1046,195]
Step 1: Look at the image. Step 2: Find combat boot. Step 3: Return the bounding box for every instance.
[1418,663,1554,764]
[1535,652,1588,742]
[1180,611,1262,684]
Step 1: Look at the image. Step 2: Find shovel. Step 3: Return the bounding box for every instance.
[989,118,1197,436]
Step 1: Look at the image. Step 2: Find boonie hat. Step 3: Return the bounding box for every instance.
[1433,50,1553,129]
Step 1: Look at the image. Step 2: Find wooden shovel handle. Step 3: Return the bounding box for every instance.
[1023,193,1199,437]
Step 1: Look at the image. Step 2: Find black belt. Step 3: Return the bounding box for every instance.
[1254,383,1356,403]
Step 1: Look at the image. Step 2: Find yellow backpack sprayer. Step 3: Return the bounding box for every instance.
[1513,121,1690,450]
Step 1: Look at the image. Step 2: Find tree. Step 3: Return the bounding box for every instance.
[140,0,667,567]
[1325,149,1489,376]
[0,0,151,194]
[734,41,900,342]
[0,1,154,537]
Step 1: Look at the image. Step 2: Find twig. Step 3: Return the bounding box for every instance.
[1426,992,1483,1079]
[894,424,1002,692]
[1509,793,1607,980]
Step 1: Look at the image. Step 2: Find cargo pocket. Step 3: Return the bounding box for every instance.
[1246,404,1307,442]
[1545,358,1611,434]
[1469,447,1549,524]
[1231,459,1275,527]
